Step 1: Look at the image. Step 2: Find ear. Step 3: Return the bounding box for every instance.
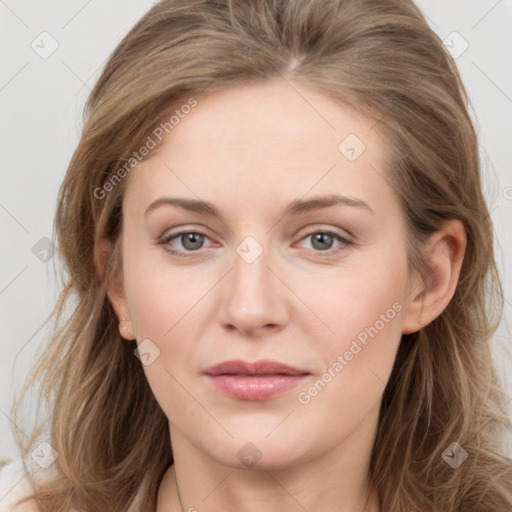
[95,237,136,340]
[401,219,467,334]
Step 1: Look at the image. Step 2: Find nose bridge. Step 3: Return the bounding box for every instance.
[232,234,274,305]
[221,234,286,333]
[233,240,268,291]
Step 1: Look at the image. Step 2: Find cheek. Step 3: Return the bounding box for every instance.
[293,257,407,418]
[125,271,201,422]
[298,262,406,349]
[121,247,214,416]
[123,240,210,339]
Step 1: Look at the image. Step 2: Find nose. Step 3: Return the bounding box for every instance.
[219,241,290,337]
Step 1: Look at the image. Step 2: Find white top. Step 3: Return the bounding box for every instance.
[0,460,38,511]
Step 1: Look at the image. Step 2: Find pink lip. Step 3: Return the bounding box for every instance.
[204,359,310,401]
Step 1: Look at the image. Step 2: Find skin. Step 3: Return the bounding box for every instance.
[104,79,466,512]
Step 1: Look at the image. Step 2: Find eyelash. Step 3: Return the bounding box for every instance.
[157,228,353,258]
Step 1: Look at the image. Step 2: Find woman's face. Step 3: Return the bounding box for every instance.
[114,79,422,470]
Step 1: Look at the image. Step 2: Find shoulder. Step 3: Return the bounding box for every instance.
[0,459,40,512]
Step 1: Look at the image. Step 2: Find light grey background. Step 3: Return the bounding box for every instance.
[1,0,511,461]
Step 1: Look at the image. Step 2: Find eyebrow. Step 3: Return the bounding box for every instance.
[144,194,374,219]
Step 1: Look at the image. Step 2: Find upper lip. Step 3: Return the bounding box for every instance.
[204,359,309,376]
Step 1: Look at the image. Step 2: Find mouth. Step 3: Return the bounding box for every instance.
[204,359,310,401]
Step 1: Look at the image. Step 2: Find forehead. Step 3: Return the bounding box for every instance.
[162,79,381,159]
[124,79,396,219]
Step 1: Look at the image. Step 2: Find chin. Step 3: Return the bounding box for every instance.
[198,430,315,471]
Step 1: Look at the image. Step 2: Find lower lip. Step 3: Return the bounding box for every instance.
[206,374,308,401]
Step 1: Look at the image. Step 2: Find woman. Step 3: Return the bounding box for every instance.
[2,0,512,510]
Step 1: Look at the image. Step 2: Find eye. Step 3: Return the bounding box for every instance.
[295,230,352,254]
[158,230,214,256]
[158,228,352,258]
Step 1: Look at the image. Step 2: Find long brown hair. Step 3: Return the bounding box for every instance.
[10,0,512,510]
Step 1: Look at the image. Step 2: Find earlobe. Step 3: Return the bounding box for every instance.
[111,287,136,340]
[118,316,136,341]
[95,237,136,341]
[401,220,466,335]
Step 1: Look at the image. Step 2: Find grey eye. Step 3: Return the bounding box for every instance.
[310,232,335,251]
[178,232,206,251]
